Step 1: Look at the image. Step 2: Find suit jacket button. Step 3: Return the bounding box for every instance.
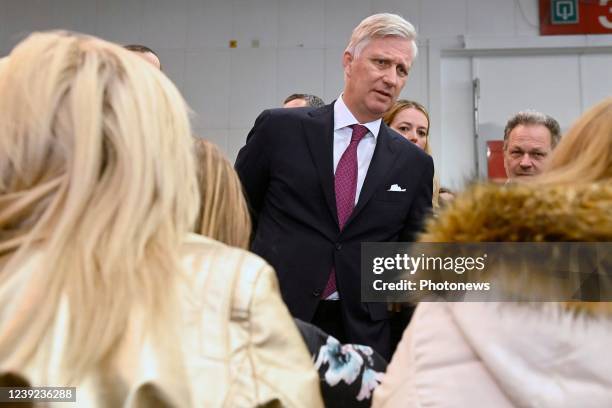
[312,290,321,297]
[335,243,342,250]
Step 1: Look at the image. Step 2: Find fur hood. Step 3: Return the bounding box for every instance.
[419,181,612,315]
[421,181,611,242]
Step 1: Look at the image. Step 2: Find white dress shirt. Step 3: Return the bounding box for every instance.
[333,95,381,206]
[327,96,381,300]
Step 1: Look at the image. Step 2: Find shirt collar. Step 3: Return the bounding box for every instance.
[333,94,381,139]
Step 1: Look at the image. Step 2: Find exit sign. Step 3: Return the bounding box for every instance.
[551,0,578,24]
[540,0,612,35]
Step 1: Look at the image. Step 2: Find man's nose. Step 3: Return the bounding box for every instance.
[382,68,398,87]
[519,154,533,168]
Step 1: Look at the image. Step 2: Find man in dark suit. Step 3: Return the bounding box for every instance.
[235,13,433,360]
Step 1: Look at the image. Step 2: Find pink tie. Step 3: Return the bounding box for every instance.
[321,124,369,299]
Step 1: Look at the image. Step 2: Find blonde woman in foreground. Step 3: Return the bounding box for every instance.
[373,97,612,407]
[0,32,321,407]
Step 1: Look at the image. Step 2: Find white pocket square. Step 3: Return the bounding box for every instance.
[387,184,406,192]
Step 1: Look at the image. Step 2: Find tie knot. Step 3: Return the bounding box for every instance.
[350,124,369,143]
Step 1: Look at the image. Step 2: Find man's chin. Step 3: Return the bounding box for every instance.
[366,102,392,119]
[512,173,536,182]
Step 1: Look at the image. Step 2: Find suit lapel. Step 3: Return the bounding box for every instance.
[303,104,338,225]
[345,123,399,226]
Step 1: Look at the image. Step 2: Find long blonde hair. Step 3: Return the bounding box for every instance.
[533,98,612,316]
[193,140,251,249]
[535,97,612,185]
[0,32,199,383]
[384,99,440,209]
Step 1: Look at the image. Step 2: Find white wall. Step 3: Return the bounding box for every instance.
[1,0,611,188]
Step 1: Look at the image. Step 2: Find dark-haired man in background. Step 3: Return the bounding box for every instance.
[124,44,161,70]
[283,93,326,108]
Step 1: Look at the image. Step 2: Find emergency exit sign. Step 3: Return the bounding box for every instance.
[551,0,578,24]
[540,0,612,35]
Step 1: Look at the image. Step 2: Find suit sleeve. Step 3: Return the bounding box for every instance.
[235,110,273,230]
[399,154,434,241]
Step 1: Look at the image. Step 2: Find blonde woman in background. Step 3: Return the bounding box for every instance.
[384,100,451,209]
[0,31,321,407]
[193,139,251,249]
[373,97,612,407]
[383,100,446,355]
[532,97,612,186]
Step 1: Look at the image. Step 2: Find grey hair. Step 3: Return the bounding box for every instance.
[503,110,562,149]
[345,13,418,59]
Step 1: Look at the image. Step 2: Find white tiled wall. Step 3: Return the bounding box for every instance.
[232,0,279,49]
[323,47,345,102]
[1,0,54,48]
[580,54,612,110]
[185,0,232,49]
[467,0,515,36]
[95,0,144,44]
[475,54,582,128]
[157,48,187,89]
[228,128,251,162]
[370,0,420,23]
[439,56,475,189]
[183,49,231,128]
[199,128,229,154]
[49,0,98,34]
[1,0,611,185]
[324,0,371,48]
[278,0,326,48]
[229,48,278,130]
[514,0,540,36]
[419,0,467,38]
[141,0,189,49]
[277,48,326,103]
[399,42,428,106]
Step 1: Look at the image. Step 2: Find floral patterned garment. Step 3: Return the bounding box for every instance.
[295,319,387,407]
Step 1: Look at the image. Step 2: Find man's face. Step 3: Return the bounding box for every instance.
[342,36,413,123]
[503,124,553,180]
[283,98,308,108]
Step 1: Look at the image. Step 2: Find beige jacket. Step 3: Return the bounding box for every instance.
[1,234,323,407]
[373,182,612,408]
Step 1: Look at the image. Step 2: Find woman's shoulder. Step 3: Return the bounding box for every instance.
[181,233,269,276]
[179,233,277,310]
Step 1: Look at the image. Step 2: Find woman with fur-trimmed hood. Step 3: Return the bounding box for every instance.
[373,97,612,408]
